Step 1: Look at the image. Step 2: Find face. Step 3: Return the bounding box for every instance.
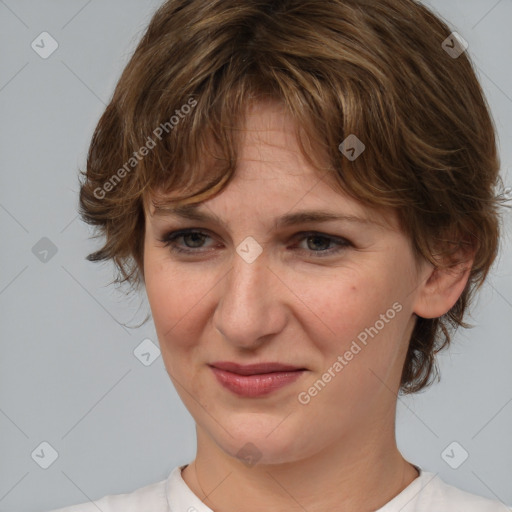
[143,100,429,465]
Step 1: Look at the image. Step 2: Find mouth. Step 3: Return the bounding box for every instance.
[209,361,307,397]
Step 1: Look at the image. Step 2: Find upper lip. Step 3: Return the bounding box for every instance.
[210,361,305,375]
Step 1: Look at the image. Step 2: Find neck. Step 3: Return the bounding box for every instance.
[181,421,419,512]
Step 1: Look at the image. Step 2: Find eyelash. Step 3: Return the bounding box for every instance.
[158,229,352,258]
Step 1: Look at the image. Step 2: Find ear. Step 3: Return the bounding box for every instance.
[413,254,474,319]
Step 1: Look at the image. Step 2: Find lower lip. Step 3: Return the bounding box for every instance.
[210,367,305,397]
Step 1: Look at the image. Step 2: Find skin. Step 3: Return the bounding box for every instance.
[142,100,472,512]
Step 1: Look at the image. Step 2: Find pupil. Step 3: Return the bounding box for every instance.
[308,236,329,251]
[186,233,205,247]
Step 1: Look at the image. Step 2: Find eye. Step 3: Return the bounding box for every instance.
[158,228,352,258]
[158,229,216,254]
[291,231,352,257]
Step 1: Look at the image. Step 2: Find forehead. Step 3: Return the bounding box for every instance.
[237,99,323,168]
[144,100,399,231]
[145,173,398,234]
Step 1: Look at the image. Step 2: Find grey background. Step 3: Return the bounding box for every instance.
[0,1,511,511]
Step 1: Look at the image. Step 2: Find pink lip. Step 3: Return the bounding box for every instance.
[209,362,306,397]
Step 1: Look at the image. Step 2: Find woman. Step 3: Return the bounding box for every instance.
[50,0,509,510]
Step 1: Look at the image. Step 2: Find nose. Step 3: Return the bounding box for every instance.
[213,247,288,350]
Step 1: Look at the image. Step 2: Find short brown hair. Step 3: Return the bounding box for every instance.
[78,0,503,393]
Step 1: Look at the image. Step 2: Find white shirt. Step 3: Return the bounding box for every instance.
[49,464,510,512]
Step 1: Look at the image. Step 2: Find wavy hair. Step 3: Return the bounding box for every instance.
[78,0,502,393]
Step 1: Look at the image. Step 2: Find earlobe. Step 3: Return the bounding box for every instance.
[413,260,473,319]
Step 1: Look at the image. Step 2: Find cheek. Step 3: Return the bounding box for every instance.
[294,269,393,340]
[296,267,409,375]
[298,277,408,416]
[144,257,213,355]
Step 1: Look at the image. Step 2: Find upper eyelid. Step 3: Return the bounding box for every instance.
[160,228,350,246]
[161,227,346,238]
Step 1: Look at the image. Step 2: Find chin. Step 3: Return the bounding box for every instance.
[207,416,320,467]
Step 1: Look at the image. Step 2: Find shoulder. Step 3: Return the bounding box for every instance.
[416,472,511,512]
[46,475,169,512]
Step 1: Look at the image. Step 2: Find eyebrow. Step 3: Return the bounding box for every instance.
[151,203,381,230]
